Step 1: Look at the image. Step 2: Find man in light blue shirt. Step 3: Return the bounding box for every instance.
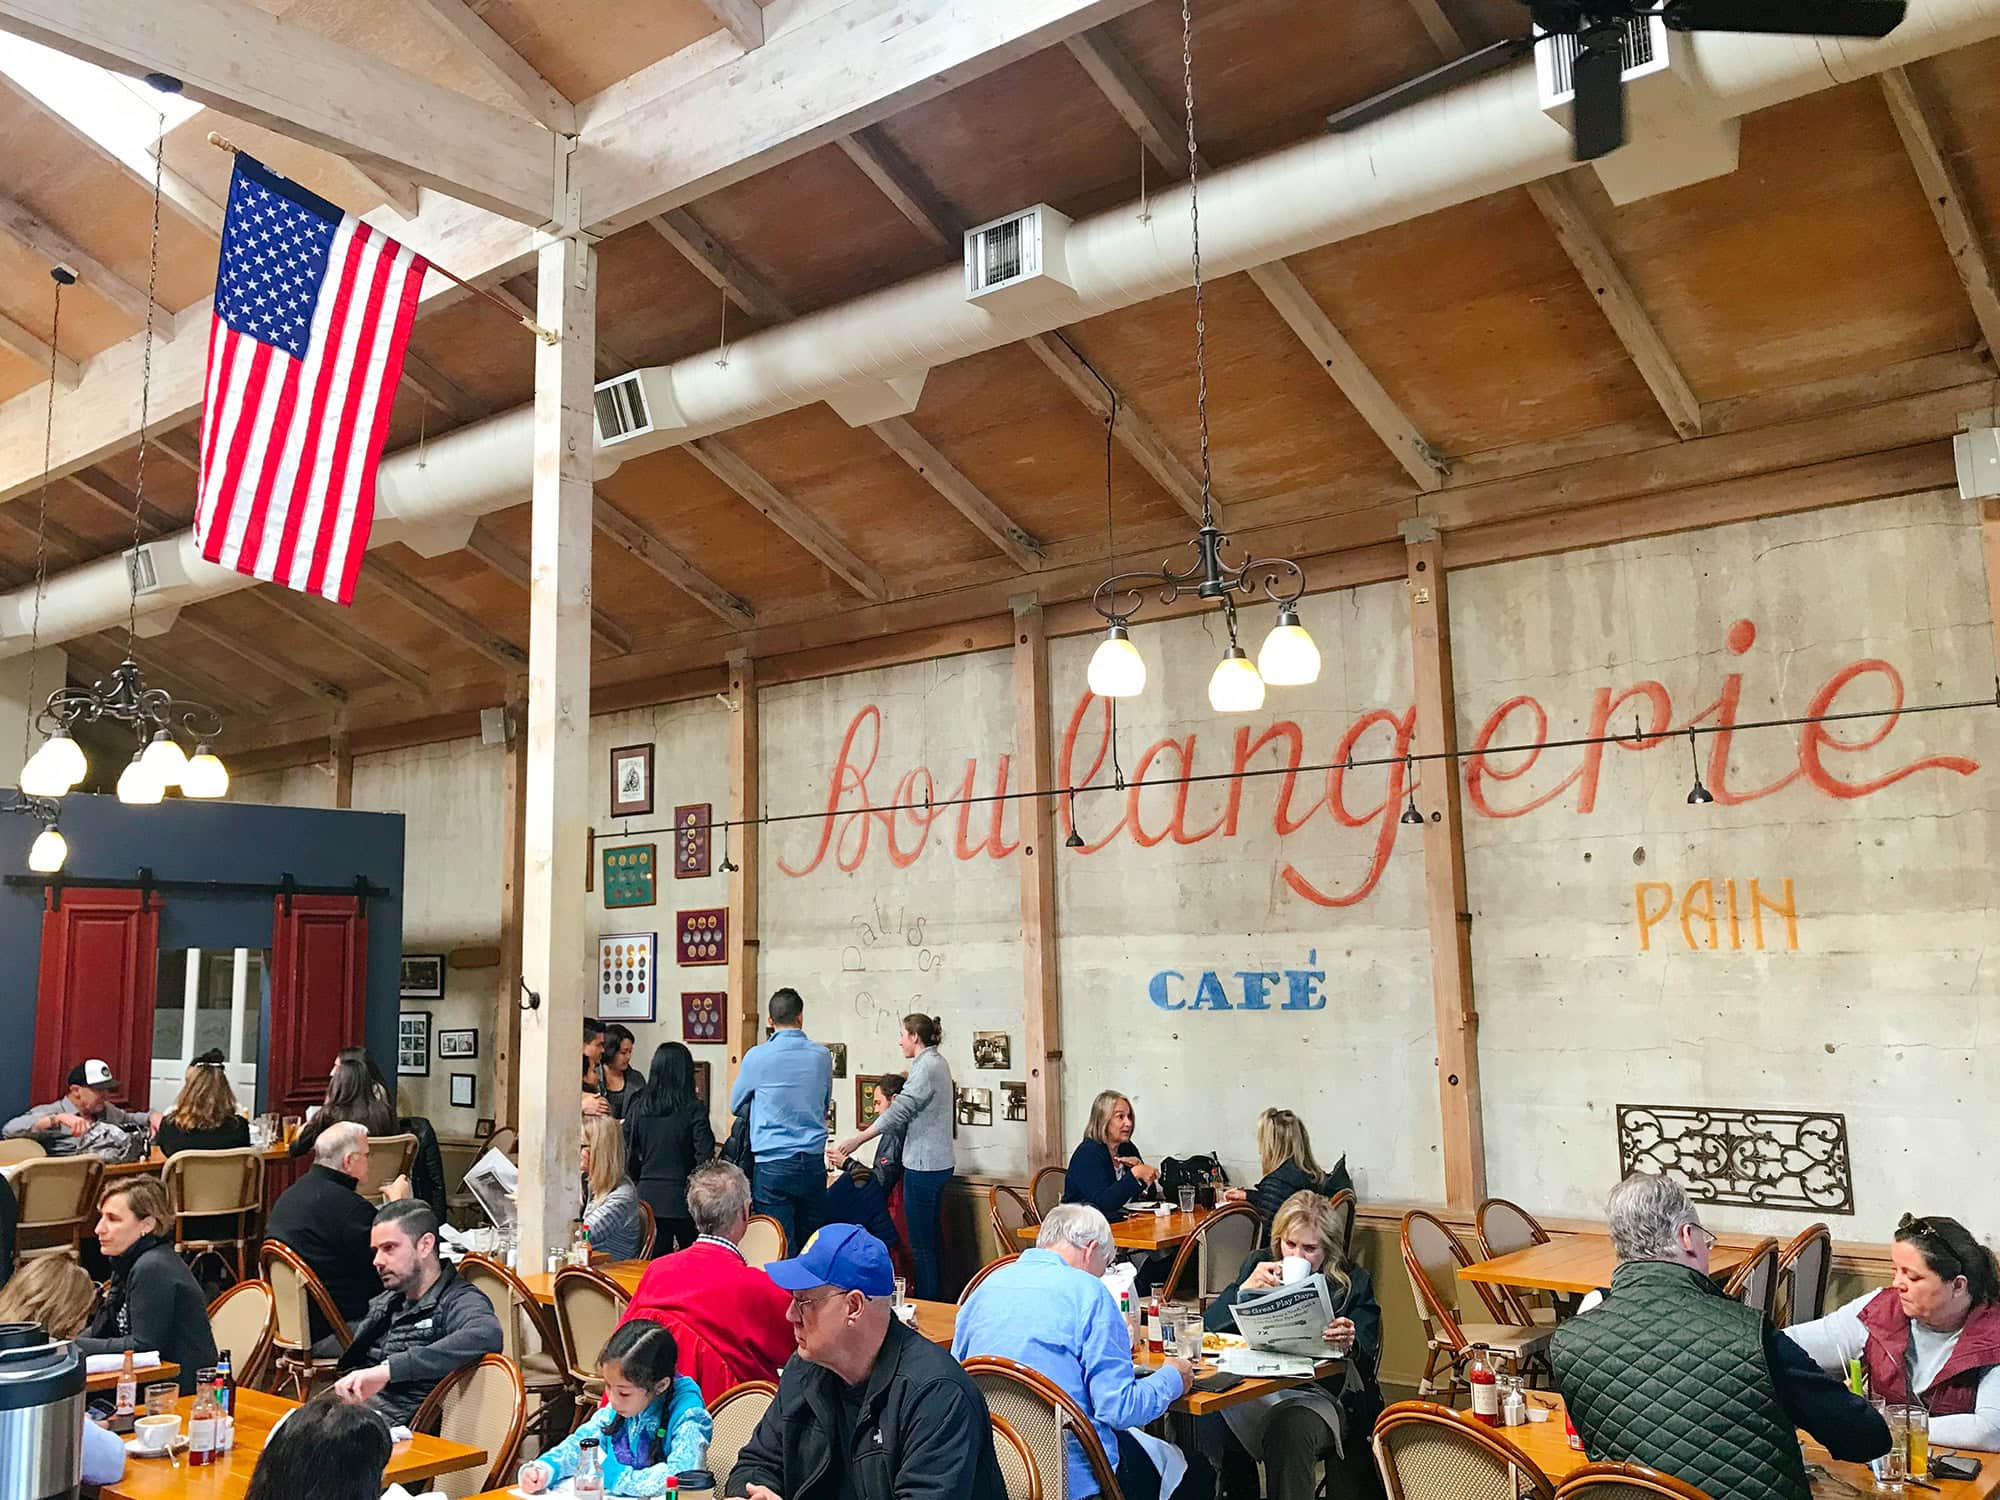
[954,1204,1203,1500]
[726,987,833,1245]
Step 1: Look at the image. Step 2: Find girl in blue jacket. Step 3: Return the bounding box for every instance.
[518,1320,712,1496]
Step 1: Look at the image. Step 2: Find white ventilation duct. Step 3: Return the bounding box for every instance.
[3,0,1997,654]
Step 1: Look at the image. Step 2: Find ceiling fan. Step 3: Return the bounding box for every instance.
[1326,1,1908,162]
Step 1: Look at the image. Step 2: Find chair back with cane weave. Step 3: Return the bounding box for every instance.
[1401,1211,1551,1400]
[1029,1166,1066,1220]
[0,1139,47,1167]
[1477,1197,1553,1326]
[1721,1237,1781,1320]
[707,1380,779,1489]
[411,1352,526,1499]
[636,1199,659,1259]
[991,1412,1043,1500]
[989,1184,1038,1247]
[356,1132,417,1202]
[258,1240,351,1397]
[960,1252,1022,1305]
[11,1155,103,1260]
[740,1215,787,1268]
[164,1147,265,1282]
[206,1280,276,1392]
[1158,1202,1261,1304]
[963,1355,1122,1500]
[1327,1188,1357,1258]
[552,1264,629,1387]
[1774,1223,1832,1327]
[1553,1462,1717,1499]
[1372,1401,1556,1500]
[456,1252,573,1445]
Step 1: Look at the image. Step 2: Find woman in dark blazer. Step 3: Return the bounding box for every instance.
[79,1177,217,1394]
[623,1042,715,1254]
[1062,1089,1160,1219]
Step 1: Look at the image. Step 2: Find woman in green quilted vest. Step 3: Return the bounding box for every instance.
[1788,1213,2000,1450]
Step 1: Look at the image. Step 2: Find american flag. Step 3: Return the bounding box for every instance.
[193,155,428,605]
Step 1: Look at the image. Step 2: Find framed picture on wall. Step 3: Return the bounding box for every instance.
[400,955,445,999]
[1002,1081,1028,1122]
[676,908,727,965]
[674,803,712,879]
[598,933,657,1022]
[475,1117,496,1139]
[437,1029,478,1059]
[398,1012,431,1076]
[856,1074,888,1129]
[602,844,658,909]
[450,1073,476,1108]
[681,991,724,1043]
[693,1060,712,1107]
[610,744,654,818]
[826,1041,848,1079]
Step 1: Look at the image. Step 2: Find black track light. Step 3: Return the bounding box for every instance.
[1686,727,1715,805]
[1064,790,1086,849]
[1400,758,1425,825]
[717,818,739,873]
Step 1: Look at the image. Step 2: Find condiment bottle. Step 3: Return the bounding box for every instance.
[114,1350,136,1422]
[187,1380,220,1466]
[214,1349,234,1416]
[574,1437,605,1498]
[1466,1347,1500,1426]
[1146,1298,1164,1356]
[1502,1382,1527,1428]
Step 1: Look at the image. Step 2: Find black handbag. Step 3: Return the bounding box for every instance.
[1158,1153,1229,1196]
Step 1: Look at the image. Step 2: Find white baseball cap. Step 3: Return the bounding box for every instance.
[67,1058,118,1089]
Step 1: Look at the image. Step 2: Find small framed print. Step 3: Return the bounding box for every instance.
[682,991,725,1043]
[603,843,658,909]
[437,1028,478,1060]
[693,1060,712,1107]
[398,1012,431,1076]
[450,1073,476,1109]
[598,933,658,1022]
[610,744,654,818]
[957,1086,994,1127]
[677,907,727,966]
[1002,1081,1028,1122]
[475,1117,496,1139]
[826,1041,848,1079]
[400,954,445,999]
[972,1031,1011,1070]
[856,1074,889,1129]
[675,803,712,879]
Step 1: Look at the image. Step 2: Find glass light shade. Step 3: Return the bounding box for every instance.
[182,746,229,800]
[1257,608,1321,687]
[19,733,82,797]
[116,750,163,806]
[27,824,66,873]
[1207,647,1266,714]
[141,731,188,788]
[1086,626,1147,698]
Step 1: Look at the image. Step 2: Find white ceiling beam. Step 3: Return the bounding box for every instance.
[404,0,576,133]
[348,163,421,219]
[686,437,887,602]
[696,0,764,51]
[0,0,556,223]
[0,197,175,337]
[0,305,78,387]
[1879,64,2000,358]
[1065,28,1449,489]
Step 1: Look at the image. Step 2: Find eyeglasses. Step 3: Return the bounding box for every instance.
[1685,1222,1718,1250]
[788,1289,847,1314]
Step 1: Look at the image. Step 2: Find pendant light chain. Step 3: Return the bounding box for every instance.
[20,276,65,770]
[1181,0,1214,528]
[126,108,166,652]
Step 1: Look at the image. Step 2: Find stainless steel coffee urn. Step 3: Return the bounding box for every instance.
[0,1322,84,1500]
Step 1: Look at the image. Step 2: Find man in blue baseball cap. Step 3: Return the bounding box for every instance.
[726,1224,1004,1500]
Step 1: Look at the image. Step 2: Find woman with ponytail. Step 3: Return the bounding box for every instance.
[831,1013,954,1299]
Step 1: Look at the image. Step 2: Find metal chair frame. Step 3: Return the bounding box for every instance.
[1029,1166,1067,1221]
[1773,1222,1832,1328]
[11,1155,104,1261]
[740,1214,788,1268]
[456,1251,576,1447]
[1476,1196,1554,1328]
[1720,1236,1782,1320]
[991,1411,1044,1500]
[163,1147,266,1285]
[551,1264,630,1393]
[989,1184,1039,1249]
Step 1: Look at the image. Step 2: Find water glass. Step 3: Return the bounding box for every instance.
[1875,1401,1908,1488]
[893,1276,908,1308]
[1177,1185,1197,1215]
[145,1382,178,1417]
[1903,1406,1929,1478]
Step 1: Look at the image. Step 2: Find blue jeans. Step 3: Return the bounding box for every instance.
[752,1151,829,1248]
[901,1166,953,1301]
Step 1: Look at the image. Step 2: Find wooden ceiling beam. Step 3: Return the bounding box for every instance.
[70,632,272,720]
[405,0,577,133]
[0,197,175,337]
[254,587,433,696]
[1065,28,1449,490]
[686,438,887,602]
[834,132,957,251]
[1879,65,2000,359]
[696,0,763,51]
[0,306,78,389]
[173,611,349,704]
[397,350,486,423]
[361,557,528,670]
[465,520,636,652]
[646,210,791,323]
[591,494,755,628]
[62,467,175,539]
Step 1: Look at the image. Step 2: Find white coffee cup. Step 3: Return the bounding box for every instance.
[1280,1255,1311,1286]
[134,1413,180,1453]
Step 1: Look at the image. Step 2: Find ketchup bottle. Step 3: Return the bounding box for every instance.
[1466,1347,1500,1426]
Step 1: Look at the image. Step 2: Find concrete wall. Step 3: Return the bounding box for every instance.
[0,645,66,787]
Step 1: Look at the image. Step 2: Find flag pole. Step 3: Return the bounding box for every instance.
[206,133,560,346]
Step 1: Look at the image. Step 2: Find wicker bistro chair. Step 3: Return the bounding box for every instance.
[991,1412,1044,1500]
[1327,1189,1358,1260]
[960,1252,1023,1306]
[0,1138,48,1167]
[963,1355,1123,1500]
[1721,1237,1781,1321]
[356,1132,418,1203]
[635,1200,659,1260]
[1774,1223,1832,1328]
[551,1265,629,1402]
[163,1147,266,1284]
[1553,1462,1717,1499]
[1401,1210,1553,1403]
[1372,1400,1556,1500]
[11,1155,104,1261]
[456,1252,575,1446]
[1029,1166,1067,1221]
[259,1240,352,1399]
[206,1280,277,1392]
[707,1380,779,1490]
[739,1215,787,1269]
[990,1184,1039,1248]
[1158,1201,1262,1306]
[410,1352,527,1500]
[1476,1197,1559,1328]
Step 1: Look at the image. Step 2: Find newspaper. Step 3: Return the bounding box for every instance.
[1227,1272,1337,1357]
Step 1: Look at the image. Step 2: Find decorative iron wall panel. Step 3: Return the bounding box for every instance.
[1616,1105,1854,1214]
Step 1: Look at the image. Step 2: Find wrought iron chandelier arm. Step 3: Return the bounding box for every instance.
[1,789,61,823]
[1226,555,1307,608]
[1091,554,1211,624]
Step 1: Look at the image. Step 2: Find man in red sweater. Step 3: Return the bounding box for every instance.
[617,1160,793,1400]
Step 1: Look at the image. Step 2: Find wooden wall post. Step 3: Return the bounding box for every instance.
[1402,518,1487,1208]
[495,698,527,1132]
[1011,596,1063,1169]
[517,234,596,1267]
[329,733,353,809]
[1984,498,2000,667]
[725,651,761,1098]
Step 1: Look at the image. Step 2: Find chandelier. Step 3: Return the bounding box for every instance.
[1085,0,1319,714]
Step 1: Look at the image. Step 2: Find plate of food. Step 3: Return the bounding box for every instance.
[1201,1331,1248,1353]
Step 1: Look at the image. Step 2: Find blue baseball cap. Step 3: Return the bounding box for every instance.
[764,1224,895,1297]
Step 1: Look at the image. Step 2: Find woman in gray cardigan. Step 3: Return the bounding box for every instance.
[832,1012,954,1299]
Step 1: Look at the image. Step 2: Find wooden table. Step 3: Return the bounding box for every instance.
[1016,1206,1215,1253]
[519,1257,650,1306]
[104,1144,292,1179]
[101,1388,489,1499]
[1504,1393,2000,1497]
[1457,1234,1754,1297]
[86,1361,179,1394]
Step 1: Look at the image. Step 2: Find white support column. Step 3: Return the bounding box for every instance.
[516,227,597,1270]
[180,949,202,1062]
[229,948,250,1064]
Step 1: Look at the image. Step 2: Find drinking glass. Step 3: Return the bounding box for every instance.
[1903,1406,1929,1478]
[1160,1308,1186,1358]
[893,1276,908,1308]
[145,1382,178,1417]
[1877,1402,1909,1488]
[1177,1185,1196,1215]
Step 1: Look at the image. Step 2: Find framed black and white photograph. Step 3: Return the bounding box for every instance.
[826,1041,848,1079]
[450,1073,476,1109]
[1002,1081,1028,1122]
[972,1031,1011,1069]
[957,1086,994,1128]
[397,1012,431,1076]
[475,1117,496,1139]
[610,743,654,818]
[437,1028,479,1060]
[400,954,445,999]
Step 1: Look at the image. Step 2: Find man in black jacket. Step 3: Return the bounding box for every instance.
[331,1199,500,1426]
[728,1224,1004,1500]
[267,1121,402,1339]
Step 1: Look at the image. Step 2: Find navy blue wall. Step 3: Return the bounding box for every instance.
[0,792,404,1115]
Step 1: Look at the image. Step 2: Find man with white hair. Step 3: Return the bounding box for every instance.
[1552,1173,1886,1500]
[265,1119,407,1338]
[954,1203,1204,1500]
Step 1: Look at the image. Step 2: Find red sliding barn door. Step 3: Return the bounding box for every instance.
[33,889,163,1110]
[267,895,368,1116]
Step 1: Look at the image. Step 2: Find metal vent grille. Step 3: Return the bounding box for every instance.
[977,219,1024,289]
[593,373,650,443]
[1545,17,1655,96]
[124,545,160,596]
